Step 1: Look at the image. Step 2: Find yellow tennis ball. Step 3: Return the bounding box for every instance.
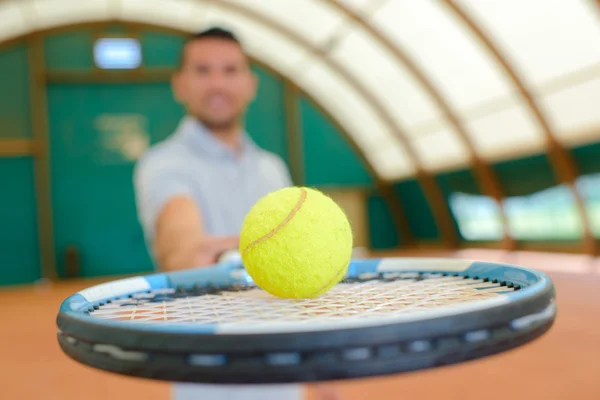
[239,186,353,299]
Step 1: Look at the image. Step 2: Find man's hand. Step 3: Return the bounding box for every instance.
[153,196,238,271]
[192,235,240,267]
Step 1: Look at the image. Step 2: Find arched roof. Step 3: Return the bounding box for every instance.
[1,0,599,182]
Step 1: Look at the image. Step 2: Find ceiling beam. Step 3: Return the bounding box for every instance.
[444,0,595,254]
[283,81,305,187]
[324,0,513,249]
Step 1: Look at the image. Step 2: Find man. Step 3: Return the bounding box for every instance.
[133,27,339,400]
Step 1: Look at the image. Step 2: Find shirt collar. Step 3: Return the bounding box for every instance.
[176,115,258,159]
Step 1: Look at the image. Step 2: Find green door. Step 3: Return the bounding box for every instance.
[47,83,185,277]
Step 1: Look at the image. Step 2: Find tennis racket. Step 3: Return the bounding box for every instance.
[56,256,556,384]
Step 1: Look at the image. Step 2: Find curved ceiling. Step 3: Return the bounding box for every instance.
[1,0,600,182]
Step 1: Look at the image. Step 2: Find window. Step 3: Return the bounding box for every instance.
[94,37,142,70]
[450,183,584,242]
[503,185,582,240]
[449,192,503,241]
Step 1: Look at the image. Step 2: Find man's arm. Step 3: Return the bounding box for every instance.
[134,154,238,272]
[153,195,238,271]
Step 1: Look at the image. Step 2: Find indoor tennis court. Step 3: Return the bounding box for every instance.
[1,1,600,399]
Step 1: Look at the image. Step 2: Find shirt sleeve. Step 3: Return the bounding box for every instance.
[133,154,194,241]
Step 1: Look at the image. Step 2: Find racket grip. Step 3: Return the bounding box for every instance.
[217,249,242,265]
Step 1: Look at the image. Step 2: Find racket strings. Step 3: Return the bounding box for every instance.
[88,274,516,325]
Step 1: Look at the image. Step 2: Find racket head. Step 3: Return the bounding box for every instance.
[57,257,556,384]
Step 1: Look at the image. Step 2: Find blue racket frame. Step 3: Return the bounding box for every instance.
[56,257,556,384]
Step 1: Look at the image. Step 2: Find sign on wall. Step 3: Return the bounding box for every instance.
[94,113,149,164]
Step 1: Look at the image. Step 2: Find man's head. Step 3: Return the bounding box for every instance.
[172,27,257,133]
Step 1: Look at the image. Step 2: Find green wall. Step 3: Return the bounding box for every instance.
[0,44,40,285]
[367,194,400,250]
[0,45,31,139]
[45,31,94,70]
[493,155,557,197]
[394,180,440,241]
[573,142,600,176]
[141,31,185,68]
[300,98,373,187]
[0,158,40,285]
[247,68,289,165]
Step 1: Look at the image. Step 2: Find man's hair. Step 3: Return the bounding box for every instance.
[191,27,241,44]
[178,27,246,69]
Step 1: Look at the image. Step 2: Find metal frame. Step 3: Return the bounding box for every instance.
[324,0,513,250]
[0,139,37,156]
[2,0,597,255]
[444,0,596,254]
[28,34,57,280]
[283,81,305,187]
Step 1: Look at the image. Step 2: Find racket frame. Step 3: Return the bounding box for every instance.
[56,257,556,384]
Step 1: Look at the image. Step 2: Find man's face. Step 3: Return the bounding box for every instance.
[173,38,256,131]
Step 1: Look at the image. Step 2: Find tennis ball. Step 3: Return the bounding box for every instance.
[239,186,353,299]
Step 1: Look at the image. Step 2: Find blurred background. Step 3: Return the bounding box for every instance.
[1,0,599,399]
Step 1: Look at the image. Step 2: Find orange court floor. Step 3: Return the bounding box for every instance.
[1,248,599,400]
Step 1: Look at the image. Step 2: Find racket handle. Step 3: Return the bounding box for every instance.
[217,249,243,265]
